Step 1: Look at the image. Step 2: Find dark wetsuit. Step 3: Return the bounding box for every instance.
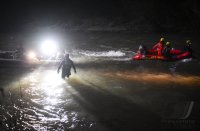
[184,44,193,56]
[58,58,76,78]
[162,46,172,58]
[139,45,147,55]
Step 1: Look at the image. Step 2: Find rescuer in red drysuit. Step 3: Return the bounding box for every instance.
[152,38,165,56]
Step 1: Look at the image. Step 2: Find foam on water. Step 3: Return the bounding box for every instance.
[70,49,135,63]
[78,50,126,57]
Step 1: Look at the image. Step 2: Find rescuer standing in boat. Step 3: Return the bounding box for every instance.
[152,38,165,56]
[184,40,193,56]
[162,42,172,58]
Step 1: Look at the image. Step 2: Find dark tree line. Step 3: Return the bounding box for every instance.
[0,0,200,33]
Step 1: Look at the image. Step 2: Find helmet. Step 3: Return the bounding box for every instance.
[186,40,192,44]
[139,45,143,50]
[64,53,69,59]
[160,38,164,42]
[166,42,170,46]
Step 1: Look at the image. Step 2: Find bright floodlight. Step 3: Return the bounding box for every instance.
[41,39,57,55]
[27,51,36,59]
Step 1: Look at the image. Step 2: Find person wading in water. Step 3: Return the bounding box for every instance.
[57,54,76,79]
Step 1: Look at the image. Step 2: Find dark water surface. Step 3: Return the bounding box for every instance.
[0,33,200,131]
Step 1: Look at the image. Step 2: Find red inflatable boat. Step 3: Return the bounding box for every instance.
[133,49,192,61]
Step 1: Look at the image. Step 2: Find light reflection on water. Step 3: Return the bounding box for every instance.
[0,62,199,130]
[0,68,96,131]
[103,71,200,86]
[26,69,83,130]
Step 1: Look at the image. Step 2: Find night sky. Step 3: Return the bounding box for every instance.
[0,0,200,33]
[0,0,121,27]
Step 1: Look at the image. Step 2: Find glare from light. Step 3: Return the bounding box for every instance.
[27,51,36,59]
[41,39,58,55]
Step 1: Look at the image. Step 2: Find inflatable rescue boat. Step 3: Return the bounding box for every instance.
[133,49,192,61]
